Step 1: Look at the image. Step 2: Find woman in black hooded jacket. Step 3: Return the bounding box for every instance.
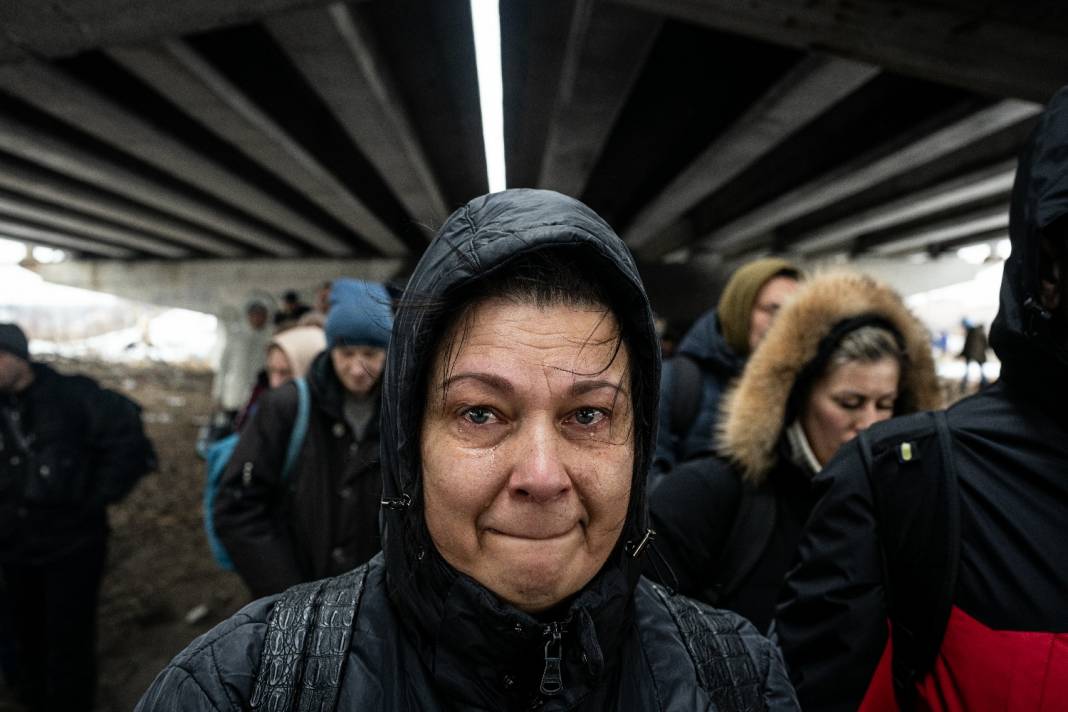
[135,189,797,711]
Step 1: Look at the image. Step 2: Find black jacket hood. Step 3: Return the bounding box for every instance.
[991,86,1068,401]
[379,189,661,706]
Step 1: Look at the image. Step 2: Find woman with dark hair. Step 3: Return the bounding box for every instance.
[136,189,797,711]
[646,271,942,633]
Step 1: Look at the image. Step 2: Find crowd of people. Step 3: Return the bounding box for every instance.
[2,87,1067,712]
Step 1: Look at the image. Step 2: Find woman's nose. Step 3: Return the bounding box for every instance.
[855,404,884,431]
[509,421,571,503]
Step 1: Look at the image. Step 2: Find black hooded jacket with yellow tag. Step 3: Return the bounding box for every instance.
[776,87,1068,712]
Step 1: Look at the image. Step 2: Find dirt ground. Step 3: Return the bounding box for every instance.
[1,357,249,712]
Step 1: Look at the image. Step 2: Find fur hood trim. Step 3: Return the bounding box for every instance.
[717,270,942,484]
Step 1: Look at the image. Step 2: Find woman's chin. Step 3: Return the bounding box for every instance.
[480,552,592,614]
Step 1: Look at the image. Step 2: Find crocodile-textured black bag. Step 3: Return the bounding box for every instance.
[250,564,369,711]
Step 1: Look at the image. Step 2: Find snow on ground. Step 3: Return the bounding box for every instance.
[1,263,218,366]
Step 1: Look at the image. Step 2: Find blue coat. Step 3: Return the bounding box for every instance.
[653,309,744,474]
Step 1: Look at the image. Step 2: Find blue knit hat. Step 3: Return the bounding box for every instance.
[325,279,393,350]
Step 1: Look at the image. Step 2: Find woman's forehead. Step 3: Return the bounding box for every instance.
[822,357,901,390]
[433,300,627,382]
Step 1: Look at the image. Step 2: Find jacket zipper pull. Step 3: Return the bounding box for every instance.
[539,622,564,696]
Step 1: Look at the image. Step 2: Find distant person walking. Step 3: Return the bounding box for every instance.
[213,280,391,598]
[653,257,801,477]
[0,323,156,712]
[212,301,271,430]
[959,319,989,391]
[273,289,312,329]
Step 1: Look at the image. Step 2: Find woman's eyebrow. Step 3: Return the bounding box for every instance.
[439,372,514,395]
[570,379,628,397]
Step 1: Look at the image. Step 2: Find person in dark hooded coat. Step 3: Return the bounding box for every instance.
[775,87,1068,711]
[653,258,800,476]
[136,189,797,711]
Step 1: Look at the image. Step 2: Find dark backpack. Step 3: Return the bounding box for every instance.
[250,569,768,711]
[666,353,704,451]
[202,377,311,570]
[856,409,960,711]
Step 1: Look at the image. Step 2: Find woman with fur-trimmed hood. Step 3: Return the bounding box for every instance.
[646,270,941,632]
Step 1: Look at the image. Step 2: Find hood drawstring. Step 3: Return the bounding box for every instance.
[576,608,604,677]
[625,528,656,559]
[645,541,680,595]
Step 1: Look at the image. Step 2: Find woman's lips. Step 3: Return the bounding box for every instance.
[485,525,578,541]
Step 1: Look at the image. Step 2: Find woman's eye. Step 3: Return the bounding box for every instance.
[462,407,495,425]
[835,398,862,410]
[572,408,606,426]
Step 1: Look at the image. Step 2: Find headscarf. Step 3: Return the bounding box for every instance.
[717,257,800,356]
[268,325,326,380]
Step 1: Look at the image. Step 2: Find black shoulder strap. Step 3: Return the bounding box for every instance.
[251,563,370,712]
[668,354,704,440]
[651,584,766,712]
[861,410,960,711]
[702,481,777,608]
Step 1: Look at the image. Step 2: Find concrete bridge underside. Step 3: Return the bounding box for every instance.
[1,0,1065,320]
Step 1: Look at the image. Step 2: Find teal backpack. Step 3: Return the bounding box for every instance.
[202,378,311,570]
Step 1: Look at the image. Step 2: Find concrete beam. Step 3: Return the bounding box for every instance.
[0,217,134,259]
[0,111,301,257]
[267,3,448,230]
[0,153,243,257]
[34,257,405,314]
[878,232,1009,260]
[536,1,661,197]
[792,159,1016,256]
[864,206,1008,256]
[0,189,190,258]
[109,40,406,256]
[625,54,878,252]
[611,0,1068,102]
[699,100,1040,255]
[817,255,988,299]
[0,0,351,64]
[0,60,355,256]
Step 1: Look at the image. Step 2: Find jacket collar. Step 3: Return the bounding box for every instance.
[388,549,633,709]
